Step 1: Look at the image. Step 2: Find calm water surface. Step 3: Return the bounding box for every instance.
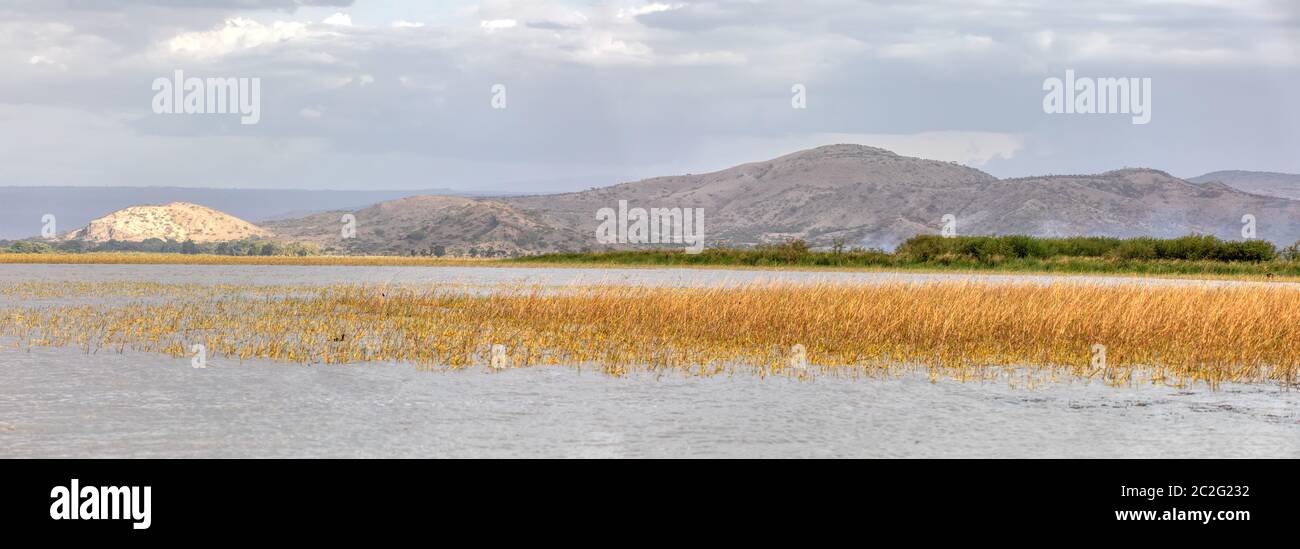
[1,264,1296,458]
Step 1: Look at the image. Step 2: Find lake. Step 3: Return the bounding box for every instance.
[1,263,1297,458]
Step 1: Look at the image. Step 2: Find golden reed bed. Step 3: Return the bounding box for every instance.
[3,281,1298,388]
[0,253,486,267]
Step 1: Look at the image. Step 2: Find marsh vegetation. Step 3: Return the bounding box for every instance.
[4,280,1297,388]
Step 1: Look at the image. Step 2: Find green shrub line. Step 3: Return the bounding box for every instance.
[8,233,1300,277]
[512,235,1300,276]
[0,237,321,257]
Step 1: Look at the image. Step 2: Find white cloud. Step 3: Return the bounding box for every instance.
[27,55,67,70]
[322,13,353,27]
[480,19,518,31]
[299,107,323,119]
[879,33,997,59]
[392,20,425,29]
[618,3,685,19]
[165,17,310,58]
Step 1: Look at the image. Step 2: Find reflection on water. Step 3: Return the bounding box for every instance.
[2,346,1297,458]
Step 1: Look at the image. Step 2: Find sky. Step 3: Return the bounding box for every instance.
[1,0,1298,192]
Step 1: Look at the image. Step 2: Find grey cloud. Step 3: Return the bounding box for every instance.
[526,21,576,31]
[55,0,354,9]
[0,0,1297,191]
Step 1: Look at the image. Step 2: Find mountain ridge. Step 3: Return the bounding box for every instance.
[47,145,1300,254]
[1189,170,1300,201]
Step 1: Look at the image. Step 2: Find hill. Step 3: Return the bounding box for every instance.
[1188,170,1300,201]
[263,195,586,256]
[64,202,269,243]
[502,145,1300,249]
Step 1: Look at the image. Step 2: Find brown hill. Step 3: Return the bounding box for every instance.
[503,145,1300,249]
[263,145,1300,254]
[263,195,586,256]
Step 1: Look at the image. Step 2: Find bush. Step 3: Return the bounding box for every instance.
[897,234,1277,263]
[1281,241,1300,262]
[757,239,811,262]
[1212,240,1275,262]
[895,235,949,262]
[1108,238,1158,261]
[5,240,54,254]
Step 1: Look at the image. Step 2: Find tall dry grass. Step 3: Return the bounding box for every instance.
[0,253,487,267]
[3,281,1298,387]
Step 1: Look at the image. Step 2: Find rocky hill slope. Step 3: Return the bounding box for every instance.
[501,145,1300,249]
[263,195,585,256]
[81,146,1300,254]
[63,202,269,243]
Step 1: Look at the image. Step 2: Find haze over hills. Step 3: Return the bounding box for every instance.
[42,145,1300,254]
[1188,171,1300,201]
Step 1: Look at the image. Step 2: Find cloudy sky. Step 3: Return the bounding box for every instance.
[2,0,1298,192]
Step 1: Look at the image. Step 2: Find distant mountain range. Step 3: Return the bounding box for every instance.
[29,145,1300,254]
[499,145,1300,250]
[1188,171,1300,201]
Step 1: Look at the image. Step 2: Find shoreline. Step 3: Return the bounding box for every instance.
[1,252,1299,284]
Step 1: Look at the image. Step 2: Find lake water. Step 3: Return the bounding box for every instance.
[1,264,1297,458]
[1,263,1293,289]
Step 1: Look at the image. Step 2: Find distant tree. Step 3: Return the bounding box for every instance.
[432,245,446,257]
[57,240,86,253]
[6,240,53,254]
[181,240,200,254]
[286,242,320,257]
[1282,241,1300,262]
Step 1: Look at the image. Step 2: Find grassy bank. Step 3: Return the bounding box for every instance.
[0,252,488,267]
[514,251,1300,277]
[4,281,1297,387]
[4,234,1299,280]
[513,235,1300,278]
